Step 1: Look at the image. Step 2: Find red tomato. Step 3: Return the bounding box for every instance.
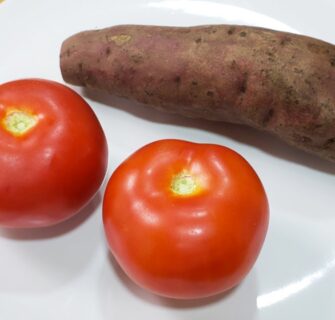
[0,79,108,228]
[103,139,269,299]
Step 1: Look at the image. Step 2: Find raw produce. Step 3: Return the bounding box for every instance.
[103,139,269,299]
[0,79,108,228]
[60,24,335,162]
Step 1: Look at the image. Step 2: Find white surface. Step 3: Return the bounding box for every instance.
[0,0,335,319]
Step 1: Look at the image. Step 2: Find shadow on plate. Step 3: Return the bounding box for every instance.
[0,192,102,293]
[0,191,101,240]
[83,88,335,175]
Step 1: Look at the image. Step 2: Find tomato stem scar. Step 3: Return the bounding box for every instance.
[171,171,199,196]
[2,110,38,136]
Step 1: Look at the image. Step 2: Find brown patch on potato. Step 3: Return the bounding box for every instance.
[324,137,335,149]
[230,59,237,69]
[262,108,274,126]
[204,27,217,34]
[239,73,248,93]
[105,47,111,56]
[279,36,291,46]
[144,89,154,97]
[330,58,335,67]
[266,51,275,62]
[301,136,312,143]
[307,42,335,56]
[294,68,303,74]
[239,31,247,37]
[174,76,181,84]
[227,27,236,35]
[130,53,144,63]
[307,42,323,54]
[292,133,312,144]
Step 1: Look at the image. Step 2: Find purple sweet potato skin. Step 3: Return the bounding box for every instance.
[60,25,335,161]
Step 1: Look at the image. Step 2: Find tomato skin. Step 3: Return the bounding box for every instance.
[103,139,269,299]
[0,79,108,228]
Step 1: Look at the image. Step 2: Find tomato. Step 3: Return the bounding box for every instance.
[103,139,269,299]
[0,79,108,228]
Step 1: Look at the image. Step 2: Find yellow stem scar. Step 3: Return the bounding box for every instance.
[171,171,200,196]
[2,110,38,136]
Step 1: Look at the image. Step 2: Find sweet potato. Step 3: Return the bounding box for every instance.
[60,25,335,162]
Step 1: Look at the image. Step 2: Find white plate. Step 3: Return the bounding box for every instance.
[0,0,334,319]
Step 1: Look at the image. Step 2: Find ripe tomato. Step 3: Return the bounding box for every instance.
[0,79,108,228]
[103,139,269,299]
